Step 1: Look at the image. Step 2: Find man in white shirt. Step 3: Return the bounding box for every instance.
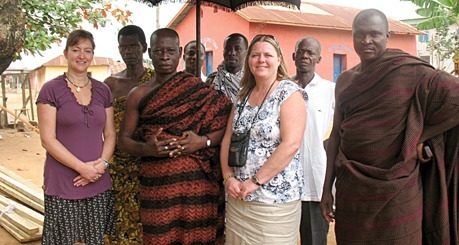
[292,37,335,245]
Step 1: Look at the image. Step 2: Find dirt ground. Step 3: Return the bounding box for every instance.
[0,128,337,245]
[0,92,337,244]
[0,128,43,245]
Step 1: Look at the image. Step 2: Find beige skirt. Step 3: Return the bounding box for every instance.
[225,198,301,245]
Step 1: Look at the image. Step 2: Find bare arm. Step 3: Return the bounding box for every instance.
[100,106,116,162]
[240,91,307,199]
[220,107,244,199]
[319,105,342,222]
[118,87,176,157]
[37,103,103,182]
[320,72,349,223]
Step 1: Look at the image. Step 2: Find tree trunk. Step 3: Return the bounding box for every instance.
[0,0,25,75]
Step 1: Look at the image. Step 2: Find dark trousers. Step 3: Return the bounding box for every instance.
[300,201,329,245]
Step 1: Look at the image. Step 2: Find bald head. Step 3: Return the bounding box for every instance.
[150,28,180,48]
[353,9,388,32]
[295,37,321,56]
[352,9,390,68]
[148,28,182,75]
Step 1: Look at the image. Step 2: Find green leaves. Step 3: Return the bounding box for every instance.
[17,0,132,60]
[416,15,456,29]
[403,0,459,73]
[402,0,459,29]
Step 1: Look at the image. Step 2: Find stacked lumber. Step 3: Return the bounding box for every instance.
[0,195,43,242]
[0,166,44,242]
[0,166,44,213]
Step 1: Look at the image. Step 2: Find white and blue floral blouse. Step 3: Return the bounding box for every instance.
[232,79,308,204]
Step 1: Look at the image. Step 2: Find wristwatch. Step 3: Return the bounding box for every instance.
[252,175,261,186]
[205,135,211,147]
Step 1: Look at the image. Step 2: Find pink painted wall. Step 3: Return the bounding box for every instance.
[174,6,418,82]
[174,6,249,73]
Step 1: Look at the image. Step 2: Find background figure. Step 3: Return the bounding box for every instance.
[221,34,307,244]
[292,37,335,245]
[183,40,207,81]
[321,9,459,244]
[104,25,155,244]
[37,29,116,245]
[118,28,232,244]
[206,33,248,103]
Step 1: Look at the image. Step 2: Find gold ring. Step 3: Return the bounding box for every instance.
[164,146,169,150]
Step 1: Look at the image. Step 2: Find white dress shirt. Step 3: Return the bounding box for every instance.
[300,73,335,202]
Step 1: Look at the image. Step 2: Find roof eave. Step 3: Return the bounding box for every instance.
[167,3,193,29]
[242,19,421,35]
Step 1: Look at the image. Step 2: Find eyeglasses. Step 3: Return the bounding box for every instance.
[251,34,280,45]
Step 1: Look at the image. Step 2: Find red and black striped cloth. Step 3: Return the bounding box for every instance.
[137,72,231,244]
[334,49,459,244]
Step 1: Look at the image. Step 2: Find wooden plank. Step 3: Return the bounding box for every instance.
[0,165,43,194]
[0,104,39,133]
[0,182,44,213]
[0,195,43,225]
[0,172,44,206]
[0,202,39,234]
[0,217,42,242]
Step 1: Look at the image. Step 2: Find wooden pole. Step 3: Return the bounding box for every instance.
[0,104,39,133]
[1,75,7,127]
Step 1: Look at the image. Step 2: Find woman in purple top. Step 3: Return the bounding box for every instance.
[36,29,116,245]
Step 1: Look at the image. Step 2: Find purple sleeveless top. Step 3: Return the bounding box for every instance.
[36,74,113,199]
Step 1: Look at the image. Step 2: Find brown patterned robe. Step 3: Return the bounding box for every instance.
[137,72,232,244]
[334,49,459,244]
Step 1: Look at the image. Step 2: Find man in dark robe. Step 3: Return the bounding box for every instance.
[119,28,231,245]
[320,9,459,244]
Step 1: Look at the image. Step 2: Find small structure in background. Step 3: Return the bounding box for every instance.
[1,56,133,130]
[30,55,115,91]
[0,70,35,131]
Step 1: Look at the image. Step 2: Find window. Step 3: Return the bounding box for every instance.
[418,31,429,42]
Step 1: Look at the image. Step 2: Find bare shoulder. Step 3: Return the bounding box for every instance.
[126,80,157,103]
[335,67,359,96]
[103,70,126,89]
[103,76,117,89]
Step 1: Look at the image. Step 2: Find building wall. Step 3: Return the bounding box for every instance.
[174,6,249,75]
[174,5,418,82]
[249,23,418,81]
[36,66,111,90]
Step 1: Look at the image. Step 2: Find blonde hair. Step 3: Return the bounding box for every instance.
[239,35,289,101]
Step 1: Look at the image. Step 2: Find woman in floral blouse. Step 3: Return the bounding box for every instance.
[221,34,308,244]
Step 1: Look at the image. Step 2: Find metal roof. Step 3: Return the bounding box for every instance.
[168,1,423,35]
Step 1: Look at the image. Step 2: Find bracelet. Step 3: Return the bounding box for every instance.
[223,174,234,186]
[100,158,110,169]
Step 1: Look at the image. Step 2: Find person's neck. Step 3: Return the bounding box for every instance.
[226,64,241,74]
[254,76,277,94]
[125,64,146,79]
[295,71,315,88]
[185,68,196,74]
[155,71,177,84]
[66,71,88,86]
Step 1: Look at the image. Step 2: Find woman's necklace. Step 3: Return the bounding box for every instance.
[65,75,90,93]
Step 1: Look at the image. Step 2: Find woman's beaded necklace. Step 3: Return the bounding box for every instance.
[65,74,90,93]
